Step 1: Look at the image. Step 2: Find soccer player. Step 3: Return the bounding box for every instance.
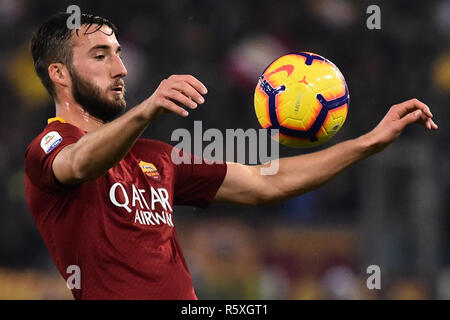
[25,13,437,300]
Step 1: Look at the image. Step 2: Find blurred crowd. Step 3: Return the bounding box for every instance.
[0,0,448,299]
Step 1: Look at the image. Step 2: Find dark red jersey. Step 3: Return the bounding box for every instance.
[24,118,227,300]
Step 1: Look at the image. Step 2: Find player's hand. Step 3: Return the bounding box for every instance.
[363,98,438,152]
[142,74,208,120]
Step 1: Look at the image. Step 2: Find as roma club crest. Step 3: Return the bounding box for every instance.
[138,161,161,181]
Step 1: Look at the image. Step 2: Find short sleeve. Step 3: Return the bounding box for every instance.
[24,122,85,191]
[173,148,227,208]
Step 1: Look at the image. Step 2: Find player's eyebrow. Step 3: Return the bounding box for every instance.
[88,44,122,54]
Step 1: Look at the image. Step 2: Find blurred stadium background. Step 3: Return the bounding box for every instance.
[0,0,449,299]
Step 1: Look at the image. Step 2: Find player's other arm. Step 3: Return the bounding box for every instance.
[214,99,438,205]
[53,75,207,185]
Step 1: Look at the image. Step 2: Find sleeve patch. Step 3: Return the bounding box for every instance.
[40,131,63,154]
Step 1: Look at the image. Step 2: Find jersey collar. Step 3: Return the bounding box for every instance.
[48,117,66,124]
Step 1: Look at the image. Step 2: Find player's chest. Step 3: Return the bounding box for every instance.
[104,155,175,216]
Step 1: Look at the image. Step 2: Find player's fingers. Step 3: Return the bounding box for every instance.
[418,112,439,130]
[395,98,433,118]
[172,80,205,105]
[422,116,431,130]
[425,117,439,130]
[430,118,438,130]
[177,75,208,95]
[167,89,198,109]
[160,97,189,117]
[397,109,423,130]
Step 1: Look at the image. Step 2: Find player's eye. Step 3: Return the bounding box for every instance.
[94,55,105,60]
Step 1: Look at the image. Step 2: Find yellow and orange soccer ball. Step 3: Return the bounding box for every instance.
[254,52,349,148]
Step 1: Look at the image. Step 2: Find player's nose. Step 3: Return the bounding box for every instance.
[111,55,127,78]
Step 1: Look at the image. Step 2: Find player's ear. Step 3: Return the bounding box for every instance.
[48,63,70,88]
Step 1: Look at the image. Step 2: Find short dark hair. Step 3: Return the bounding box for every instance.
[30,13,118,98]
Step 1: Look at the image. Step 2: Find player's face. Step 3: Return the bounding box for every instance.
[69,24,128,122]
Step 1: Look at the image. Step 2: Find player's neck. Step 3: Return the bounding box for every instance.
[54,98,105,132]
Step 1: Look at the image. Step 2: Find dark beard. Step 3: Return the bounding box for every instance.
[70,69,127,122]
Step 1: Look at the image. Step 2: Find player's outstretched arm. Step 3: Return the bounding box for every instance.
[53,75,207,185]
[214,98,438,205]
